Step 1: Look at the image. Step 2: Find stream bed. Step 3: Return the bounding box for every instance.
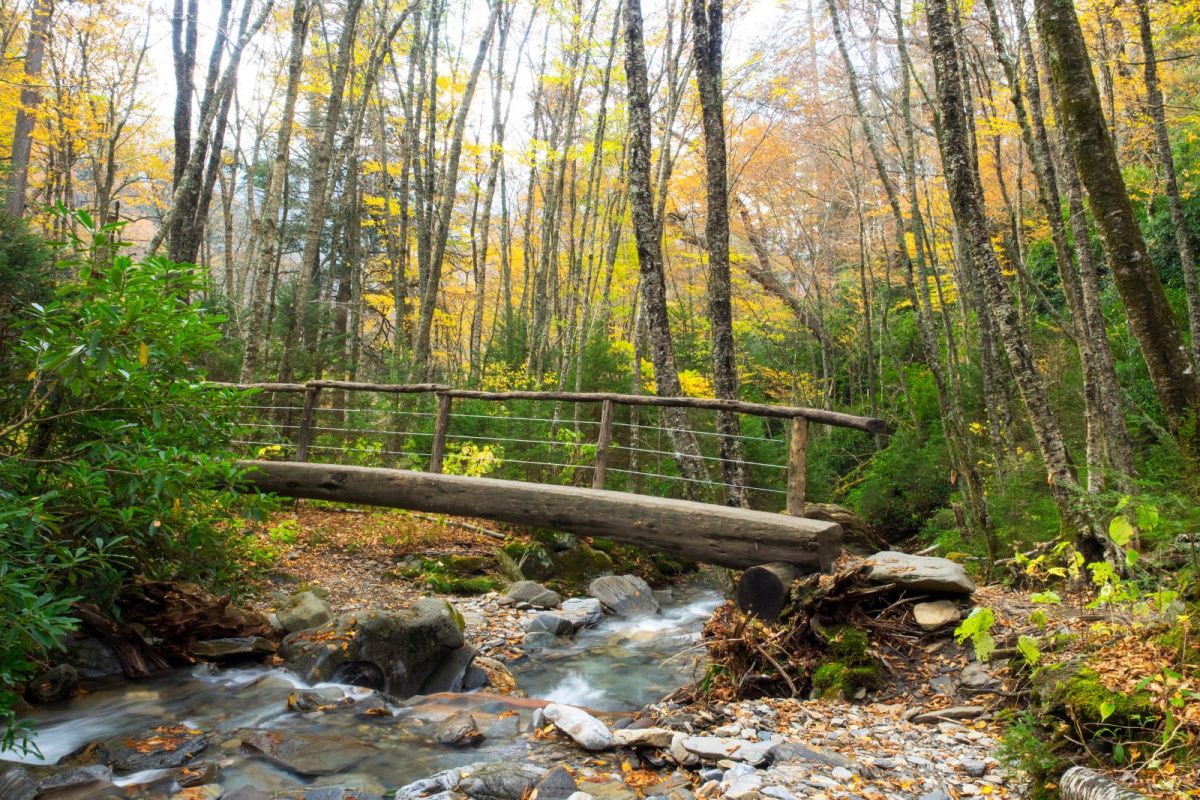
[8,582,723,797]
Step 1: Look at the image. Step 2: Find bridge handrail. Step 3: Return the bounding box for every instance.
[210,379,892,514]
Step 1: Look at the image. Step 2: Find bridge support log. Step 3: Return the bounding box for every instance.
[237,461,843,571]
[736,562,802,623]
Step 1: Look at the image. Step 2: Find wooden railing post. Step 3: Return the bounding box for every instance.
[295,384,321,462]
[428,392,452,474]
[592,398,615,490]
[786,415,809,515]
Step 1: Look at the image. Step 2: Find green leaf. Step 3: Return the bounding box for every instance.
[1108,515,1135,547]
[1125,548,1139,567]
[1017,634,1041,666]
[1135,504,1159,532]
[1099,699,1116,722]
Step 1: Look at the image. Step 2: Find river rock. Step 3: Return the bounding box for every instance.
[304,789,384,800]
[420,644,477,693]
[523,631,558,649]
[960,662,997,690]
[7,764,115,799]
[680,736,774,766]
[277,590,333,633]
[558,598,604,630]
[96,725,209,772]
[434,712,484,747]
[534,766,578,800]
[526,612,575,637]
[612,727,676,748]
[24,664,78,704]
[471,656,525,696]
[722,770,763,800]
[588,575,659,617]
[279,599,464,697]
[865,552,975,594]
[773,742,862,774]
[909,705,986,724]
[459,763,549,800]
[58,636,123,679]
[504,581,562,609]
[223,788,273,800]
[190,636,276,660]
[543,703,614,751]
[173,785,223,800]
[239,731,376,777]
[913,600,962,630]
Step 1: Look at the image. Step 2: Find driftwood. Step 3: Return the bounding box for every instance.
[237,460,844,571]
[118,579,273,658]
[798,503,889,555]
[1059,767,1149,800]
[736,562,802,623]
[73,602,172,678]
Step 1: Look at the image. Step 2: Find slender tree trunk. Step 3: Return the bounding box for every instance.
[927,0,1115,564]
[1036,0,1200,458]
[691,0,747,507]
[240,0,311,382]
[624,0,706,498]
[1134,0,1200,366]
[5,0,52,218]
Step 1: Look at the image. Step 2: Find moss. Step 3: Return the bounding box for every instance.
[449,555,491,574]
[1058,669,1156,727]
[811,661,882,699]
[550,544,614,588]
[424,574,500,596]
[827,626,871,662]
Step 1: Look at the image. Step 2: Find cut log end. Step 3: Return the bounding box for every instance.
[736,562,802,623]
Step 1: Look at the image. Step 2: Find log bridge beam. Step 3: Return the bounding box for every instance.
[237,460,843,572]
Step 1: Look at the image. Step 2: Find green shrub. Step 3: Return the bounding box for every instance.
[0,211,272,750]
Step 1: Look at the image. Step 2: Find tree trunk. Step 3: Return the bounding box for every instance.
[691,0,747,507]
[240,0,311,383]
[1134,0,1200,367]
[926,0,1114,564]
[5,0,53,219]
[1036,0,1200,457]
[623,0,707,498]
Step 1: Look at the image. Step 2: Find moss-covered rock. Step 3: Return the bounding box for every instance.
[811,661,882,699]
[550,544,614,588]
[1033,662,1156,730]
[826,626,870,662]
[449,555,491,575]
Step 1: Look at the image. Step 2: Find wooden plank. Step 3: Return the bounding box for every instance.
[592,398,614,490]
[786,415,809,515]
[295,385,321,462]
[428,392,452,474]
[236,461,844,571]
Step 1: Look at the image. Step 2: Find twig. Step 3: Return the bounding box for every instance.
[754,641,799,697]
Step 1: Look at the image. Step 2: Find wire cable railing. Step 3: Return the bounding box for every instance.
[217,379,892,512]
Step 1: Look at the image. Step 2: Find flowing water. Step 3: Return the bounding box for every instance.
[8,582,723,796]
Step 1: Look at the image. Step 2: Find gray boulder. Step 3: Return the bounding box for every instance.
[96,726,208,771]
[58,636,123,679]
[420,644,477,694]
[277,590,333,633]
[588,575,659,617]
[239,730,376,777]
[526,613,575,637]
[434,711,484,747]
[459,763,549,800]
[558,598,604,631]
[279,599,464,697]
[864,551,975,595]
[543,703,613,751]
[534,766,578,800]
[504,581,562,609]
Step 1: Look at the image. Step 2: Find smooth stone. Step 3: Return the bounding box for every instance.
[611,727,676,749]
[523,631,557,649]
[277,590,333,633]
[33,764,114,795]
[579,781,637,800]
[830,766,853,781]
[722,773,763,800]
[913,600,962,630]
[504,581,562,609]
[190,637,276,660]
[959,759,988,778]
[526,613,575,637]
[459,763,548,800]
[761,787,796,800]
[239,730,376,777]
[97,726,209,772]
[681,737,774,766]
[304,790,383,800]
[865,552,975,594]
[223,789,273,800]
[279,600,464,698]
[566,794,596,800]
[173,785,222,800]
[909,706,986,724]
[421,644,477,694]
[533,766,578,800]
[543,703,613,751]
[434,711,484,747]
[57,636,123,679]
[558,598,604,630]
[769,742,861,774]
[588,575,660,617]
[960,663,997,690]
[24,664,79,704]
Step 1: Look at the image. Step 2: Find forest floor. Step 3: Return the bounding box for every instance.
[242,505,1198,800]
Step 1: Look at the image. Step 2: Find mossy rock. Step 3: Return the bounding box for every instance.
[493,548,524,582]
[532,529,578,552]
[449,555,491,575]
[550,544,614,588]
[811,661,882,700]
[826,626,871,663]
[1033,663,1156,730]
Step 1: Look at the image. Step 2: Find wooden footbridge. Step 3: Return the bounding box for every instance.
[223,381,891,572]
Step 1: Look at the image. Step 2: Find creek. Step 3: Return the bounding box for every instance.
[9,582,723,797]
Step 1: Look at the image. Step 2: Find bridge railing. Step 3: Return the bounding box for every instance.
[215,380,891,513]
